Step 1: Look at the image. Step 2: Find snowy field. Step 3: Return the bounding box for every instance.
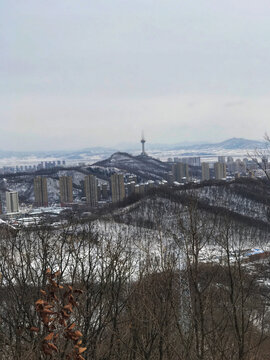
[146,148,255,162]
[0,147,258,168]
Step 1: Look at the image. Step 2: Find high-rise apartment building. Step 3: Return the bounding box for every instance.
[139,184,145,195]
[85,175,98,207]
[34,176,48,207]
[127,181,136,196]
[214,162,226,180]
[201,162,210,181]
[111,173,125,203]
[101,183,108,200]
[6,191,19,213]
[180,157,201,166]
[128,175,137,183]
[172,163,189,182]
[59,176,73,205]
[218,156,226,164]
[167,171,174,184]
[97,185,101,201]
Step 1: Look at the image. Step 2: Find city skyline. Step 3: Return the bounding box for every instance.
[1,1,270,150]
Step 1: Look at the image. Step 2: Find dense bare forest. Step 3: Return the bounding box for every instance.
[0,182,270,359]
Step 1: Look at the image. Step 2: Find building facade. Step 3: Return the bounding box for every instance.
[214,162,227,180]
[202,162,210,181]
[85,175,98,207]
[6,191,19,213]
[172,162,189,182]
[34,176,48,207]
[201,162,210,181]
[101,183,109,200]
[218,156,226,164]
[59,176,73,205]
[111,173,125,203]
[180,157,201,166]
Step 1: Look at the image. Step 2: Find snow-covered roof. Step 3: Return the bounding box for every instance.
[0,218,16,230]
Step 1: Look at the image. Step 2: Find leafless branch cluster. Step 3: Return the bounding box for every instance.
[0,205,269,359]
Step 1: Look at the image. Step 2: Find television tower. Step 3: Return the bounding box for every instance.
[141,132,147,156]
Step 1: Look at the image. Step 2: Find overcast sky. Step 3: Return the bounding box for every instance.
[1,0,270,151]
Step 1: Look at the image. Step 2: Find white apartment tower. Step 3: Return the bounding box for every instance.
[85,175,98,207]
[201,162,210,181]
[172,162,189,182]
[111,173,125,203]
[6,191,19,213]
[59,176,73,204]
[214,162,227,180]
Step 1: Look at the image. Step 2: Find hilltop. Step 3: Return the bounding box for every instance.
[94,152,170,180]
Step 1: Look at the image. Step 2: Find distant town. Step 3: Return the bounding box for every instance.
[0,136,267,225]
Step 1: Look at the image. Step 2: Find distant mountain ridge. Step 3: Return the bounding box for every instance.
[132,138,266,151]
[175,138,266,151]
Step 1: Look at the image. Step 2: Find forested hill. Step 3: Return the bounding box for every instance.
[1,177,270,358]
[94,151,170,180]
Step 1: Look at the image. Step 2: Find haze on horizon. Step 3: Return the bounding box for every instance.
[1,0,270,151]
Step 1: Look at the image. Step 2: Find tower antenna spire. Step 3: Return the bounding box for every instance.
[141,131,147,156]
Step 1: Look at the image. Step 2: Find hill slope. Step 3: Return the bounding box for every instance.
[94,152,170,180]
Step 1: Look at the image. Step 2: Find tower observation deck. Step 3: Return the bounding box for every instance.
[141,133,147,156]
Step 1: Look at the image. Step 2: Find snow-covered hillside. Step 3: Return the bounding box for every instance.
[94,152,170,180]
[98,179,270,251]
[0,168,108,205]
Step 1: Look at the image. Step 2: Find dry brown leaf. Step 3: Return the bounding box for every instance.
[78,347,87,354]
[74,330,83,338]
[44,332,54,341]
[62,310,70,319]
[35,299,46,305]
[64,303,73,312]
[42,309,54,314]
[42,315,49,325]
[30,326,39,332]
[68,323,76,330]
[47,342,58,352]
[44,305,54,309]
